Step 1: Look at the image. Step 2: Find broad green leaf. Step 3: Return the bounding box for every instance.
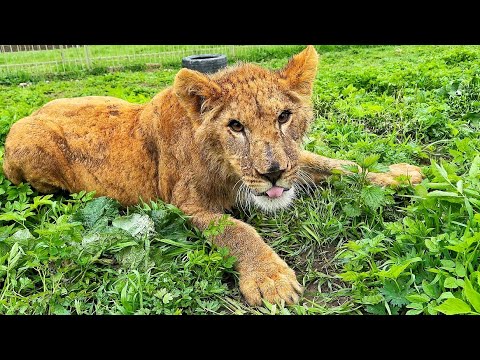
[71,196,120,230]
[339,271,361,281]
[468,155,480,179]
[434,162,449,181]
[439,292,455,300]
[378,257,422,279]
[422,280,438,298]
[361,185,385,210]
[154,288,167,299]
[342,84,357,96]
[455,262,466,277]
[262,299,274,312]
[470,198,480,207]
[223,256,236,268]
[464,198,473,221]
[464,187,480,197]
[343,203,362,217]
[10,229,33,242]
[463,112,480,125]
[362,154,380,168]
[162,293,174,304]
[427,191,460,198]
[444,277,459,289]
[414,184,429,198]
[369,163,389,173]
[0,253,9,267]
[464,278,480,313]
[440,259,455,269]
[456,180,463,194]
[445,233,480,253]
[435,298,472,315]
[209,253,223,262]
[0,212,26,222]
[52,304,71,315]
[362,294,384,305]
[112,213,155,239]
[114,246,146,269]
[445,244,467,253]
[342,164,359,173]
[474,214,480,224]
[406,302,424,310]
[7,242,24,270]
[406,294,430,303]
[29,195,54,210]
[425,182,451,190]
[425,238,439,252]
[427,302,438,315]
[406,309,423,315]
[380,281,409,307]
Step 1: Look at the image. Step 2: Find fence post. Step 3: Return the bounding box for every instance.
[84,45,92,70]
[60,45,66,72]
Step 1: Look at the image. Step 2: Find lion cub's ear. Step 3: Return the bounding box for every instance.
[174,68,222,120]
[278,45,319,97]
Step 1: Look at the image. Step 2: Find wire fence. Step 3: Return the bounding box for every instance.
[0,45,303,79]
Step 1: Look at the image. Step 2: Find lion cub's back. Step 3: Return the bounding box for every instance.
[4,95,156,205]
[32,96,142,121]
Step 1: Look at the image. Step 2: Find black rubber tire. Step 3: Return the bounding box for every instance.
[181,54,227,74]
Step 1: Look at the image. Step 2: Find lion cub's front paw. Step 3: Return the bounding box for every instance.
[371,163,424,187]
[239,251,303,307]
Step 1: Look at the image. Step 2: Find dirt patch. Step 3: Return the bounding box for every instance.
[300,243,352,309]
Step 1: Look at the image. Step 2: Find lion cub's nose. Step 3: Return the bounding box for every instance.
[260,169,285,185]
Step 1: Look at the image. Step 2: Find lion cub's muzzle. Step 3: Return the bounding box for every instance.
[256,168,288,198]
[250,164,296,200]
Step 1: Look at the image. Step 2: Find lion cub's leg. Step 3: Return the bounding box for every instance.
[3,144,70,193]
[176,196,303,306]
[299,150,423,186]
[3,121,73,193]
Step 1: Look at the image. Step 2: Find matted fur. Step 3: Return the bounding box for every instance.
[3,46,423,306]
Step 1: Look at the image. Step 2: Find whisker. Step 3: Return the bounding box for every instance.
[234,178,243,208]
[294,175,310,195]
[240,184,247,215]
[301,170,321,194]
[296,170,320,195]
[239,183,251,216]
[233,178,243,191]
[296,180,308,194]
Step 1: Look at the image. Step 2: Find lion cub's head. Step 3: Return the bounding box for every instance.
[174,46,318,212]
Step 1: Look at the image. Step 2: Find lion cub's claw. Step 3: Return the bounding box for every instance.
[239,254,303,307]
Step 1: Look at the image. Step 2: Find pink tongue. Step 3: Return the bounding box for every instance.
[265,186,284,198]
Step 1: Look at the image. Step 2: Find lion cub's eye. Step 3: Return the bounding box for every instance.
[278,110,292,124]
[228,120,244,132]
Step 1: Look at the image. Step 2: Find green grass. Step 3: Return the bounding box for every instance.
[1,45,480,314]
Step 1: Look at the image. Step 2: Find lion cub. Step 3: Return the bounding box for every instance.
[3,46,422,306]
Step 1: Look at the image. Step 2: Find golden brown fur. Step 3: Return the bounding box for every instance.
[3,46,423,306]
